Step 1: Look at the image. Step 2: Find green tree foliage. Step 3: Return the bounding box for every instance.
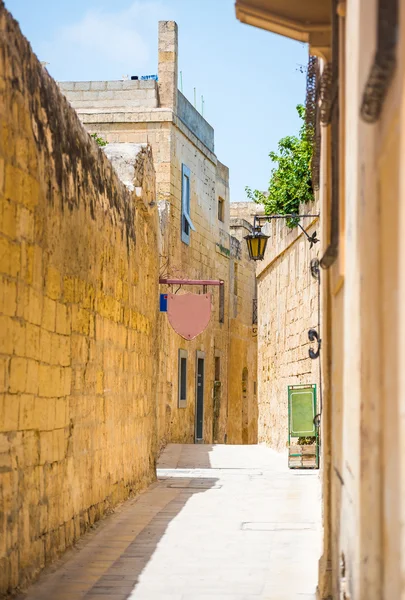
[90,132,108,147]
[246,104,313,226]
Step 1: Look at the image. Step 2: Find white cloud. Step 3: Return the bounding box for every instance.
[40,1,167,81]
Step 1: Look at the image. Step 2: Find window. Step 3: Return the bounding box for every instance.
[181,164,195,244]
[254,381,257,395]
[178,349,188,408]
[252,298,257,325]
[219,283,224,323]
[215,356,221,381]
[218,197,224,222]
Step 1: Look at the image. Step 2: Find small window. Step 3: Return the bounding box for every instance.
[181,164,195,245]
[254,381,257,395]
[252,298,257,325]
[218,197,224,222]
[219,283,224,323]
[178,349,188,408]
[215,356,221,381]
[233,262,238,296]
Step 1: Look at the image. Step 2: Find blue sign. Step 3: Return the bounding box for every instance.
[160,294,168,312]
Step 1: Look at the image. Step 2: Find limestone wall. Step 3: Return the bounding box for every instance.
[227,220,258,444]
[177,92,214,152]
[0,3,159,593]
[256,214,320,451]
[60,79,158,111]
[230,201,265,221]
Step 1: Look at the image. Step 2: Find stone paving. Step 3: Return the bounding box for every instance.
[18,444,321,600]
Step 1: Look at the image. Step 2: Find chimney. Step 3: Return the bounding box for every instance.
[158,21,178,112]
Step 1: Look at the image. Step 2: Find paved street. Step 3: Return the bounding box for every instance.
[19,445,321,600]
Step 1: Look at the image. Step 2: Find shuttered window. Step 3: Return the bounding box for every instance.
[181,164,195,244]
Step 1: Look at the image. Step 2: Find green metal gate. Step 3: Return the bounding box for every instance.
[288,384,319,469]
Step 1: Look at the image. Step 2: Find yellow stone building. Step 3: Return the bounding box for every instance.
[236,0,405,598]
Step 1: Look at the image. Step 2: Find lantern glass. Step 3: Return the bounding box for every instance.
[244,230,269,261]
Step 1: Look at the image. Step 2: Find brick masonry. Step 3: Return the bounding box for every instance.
[0,3,160,592]
[256,211,320,451]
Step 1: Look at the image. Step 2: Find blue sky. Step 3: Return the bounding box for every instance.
[4,0,307,202]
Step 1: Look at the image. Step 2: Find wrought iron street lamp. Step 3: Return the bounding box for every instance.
[244,226,269,261]
[244,213,320,261]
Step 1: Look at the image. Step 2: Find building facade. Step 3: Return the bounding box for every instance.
[59,21,258,450]
[236,0,405,598]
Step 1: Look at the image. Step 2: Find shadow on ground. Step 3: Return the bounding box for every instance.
[17,444,218,600]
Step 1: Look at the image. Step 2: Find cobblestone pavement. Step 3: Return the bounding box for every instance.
[18,444,321,600]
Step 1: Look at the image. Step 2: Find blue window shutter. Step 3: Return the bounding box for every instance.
[181,164,194,244]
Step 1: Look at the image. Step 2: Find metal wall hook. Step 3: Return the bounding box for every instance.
[308,328,321,359]
[310,258,320,280]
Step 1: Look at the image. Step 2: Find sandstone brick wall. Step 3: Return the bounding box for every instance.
[0,3,159,593]
[60,79,158,111]
[229,201,265,221]
[256,214,320,451]
[227,219,258,444]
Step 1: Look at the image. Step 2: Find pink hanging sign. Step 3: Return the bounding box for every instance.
[167,293,212,340]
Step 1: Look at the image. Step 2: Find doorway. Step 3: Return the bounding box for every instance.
[242,367,248,444]
[195,351,205,442]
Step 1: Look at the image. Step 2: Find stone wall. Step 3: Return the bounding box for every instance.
[256,214,320,451]
[228,218,258,444]
[177,92,214,152]
[0,3,159,593]
[230,201,265,222]
[60,79,158,111]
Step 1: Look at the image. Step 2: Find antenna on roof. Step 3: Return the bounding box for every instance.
[201,95,204,117]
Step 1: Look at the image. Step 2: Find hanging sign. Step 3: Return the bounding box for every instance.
[167,293,212,340]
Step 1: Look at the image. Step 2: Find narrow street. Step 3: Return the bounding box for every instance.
[19,445,321,600]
